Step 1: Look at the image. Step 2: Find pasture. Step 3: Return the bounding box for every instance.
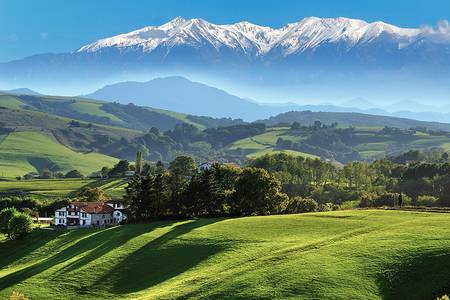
[1,210,450,299]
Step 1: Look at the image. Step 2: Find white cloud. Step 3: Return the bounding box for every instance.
[421,20,450,43]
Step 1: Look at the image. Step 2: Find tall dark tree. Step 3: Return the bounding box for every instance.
[167,156,197,216]
[232,168,288,216]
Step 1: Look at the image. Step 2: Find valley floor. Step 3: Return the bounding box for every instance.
[1,210,450,299]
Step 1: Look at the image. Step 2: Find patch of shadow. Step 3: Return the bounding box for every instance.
[0,223,164,291]
[0,229,65,270]
[376,250,450,299]
[307,215,352,219]
[95,218,227,294]
[27,157,61,172]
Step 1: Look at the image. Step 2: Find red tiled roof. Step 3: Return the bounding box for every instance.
[72,202,114,214]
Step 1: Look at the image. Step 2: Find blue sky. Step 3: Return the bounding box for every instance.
[1,0,449,62]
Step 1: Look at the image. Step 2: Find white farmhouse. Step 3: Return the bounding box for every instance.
[54,201,127,227]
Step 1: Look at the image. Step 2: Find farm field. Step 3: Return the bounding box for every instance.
[227,127,317,158]
[0,131,118,177]
[0,178,127,198]
[228,126,450,161]
[1,210,450,299]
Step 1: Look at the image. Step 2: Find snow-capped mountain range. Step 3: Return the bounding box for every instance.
[2,16,450,103]
[77,16,436,57]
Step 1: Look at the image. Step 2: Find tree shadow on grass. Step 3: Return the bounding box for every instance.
[376,249,450,300]
[0,229,65,270]
[95,218,227,295]
[0,223,165,290]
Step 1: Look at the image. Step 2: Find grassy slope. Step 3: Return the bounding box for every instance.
[229,127,450,160]
[69,100,122,122]
[0,94,24,109]
[0,178,127,198]
[228,127,318,159]
[146,107,206,130]
[0,132,118,177]
[1,210,450,299]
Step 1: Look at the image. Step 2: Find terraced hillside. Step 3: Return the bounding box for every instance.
[1,210,449,299]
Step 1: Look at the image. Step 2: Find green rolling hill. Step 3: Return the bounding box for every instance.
[1,210,450,299]
[226,126,450,161]
[2,91,450,170]
[0,131,118,177]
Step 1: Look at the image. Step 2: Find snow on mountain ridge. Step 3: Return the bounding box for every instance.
[77,17,438,56]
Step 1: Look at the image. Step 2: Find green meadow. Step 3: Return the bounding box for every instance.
[1,210,450,299]
[0,131,118,177]
[0,178,127,198]
[227,126,450,160]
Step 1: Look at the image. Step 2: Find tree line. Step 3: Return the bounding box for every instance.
[124,156,293,221]
[124,149,450,222]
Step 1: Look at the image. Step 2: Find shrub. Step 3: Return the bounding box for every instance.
[340,200,360,210]
[8,213,33,240]
[284,197,318,214]
[65,170,83,178]
[78,187,106,202]
[318,202,339,212]
[416,195,438,207]
[373,192,399,207]
[358,192,377,207]
[0,207,18,236]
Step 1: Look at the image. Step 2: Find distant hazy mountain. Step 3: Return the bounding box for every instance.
[83,76,450,123]
[341,98,376,110]
[261,111,450,132]
[1,88,41,96]
[384,100,442,113]
[2,17,450,102]
[84,76,276,120]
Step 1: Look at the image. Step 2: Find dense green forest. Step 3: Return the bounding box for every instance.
[119,150,450,221]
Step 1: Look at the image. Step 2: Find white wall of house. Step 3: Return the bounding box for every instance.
[54,207,67,226]
[78,209,92,226]
[91,213,114,226]
[55,203,126,227]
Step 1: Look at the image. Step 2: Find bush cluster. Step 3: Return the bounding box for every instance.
[0,207,33,240]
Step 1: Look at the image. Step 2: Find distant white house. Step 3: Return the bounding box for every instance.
[54,201,127,227]
[199,161,240,171]
[125,170,136,177]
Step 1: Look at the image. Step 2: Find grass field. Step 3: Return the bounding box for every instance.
[146,107,206,130]
[0,178,127,198]
[0,131,118,177]
[228,126,450,161]
[228,127,317,159]
[69,100,122,122]
[1,210,450,299]
[0,94,24,110]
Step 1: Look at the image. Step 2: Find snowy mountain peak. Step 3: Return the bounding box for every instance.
[77,17,446,56]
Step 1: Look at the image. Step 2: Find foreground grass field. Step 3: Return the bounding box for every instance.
[1,210,450,299]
